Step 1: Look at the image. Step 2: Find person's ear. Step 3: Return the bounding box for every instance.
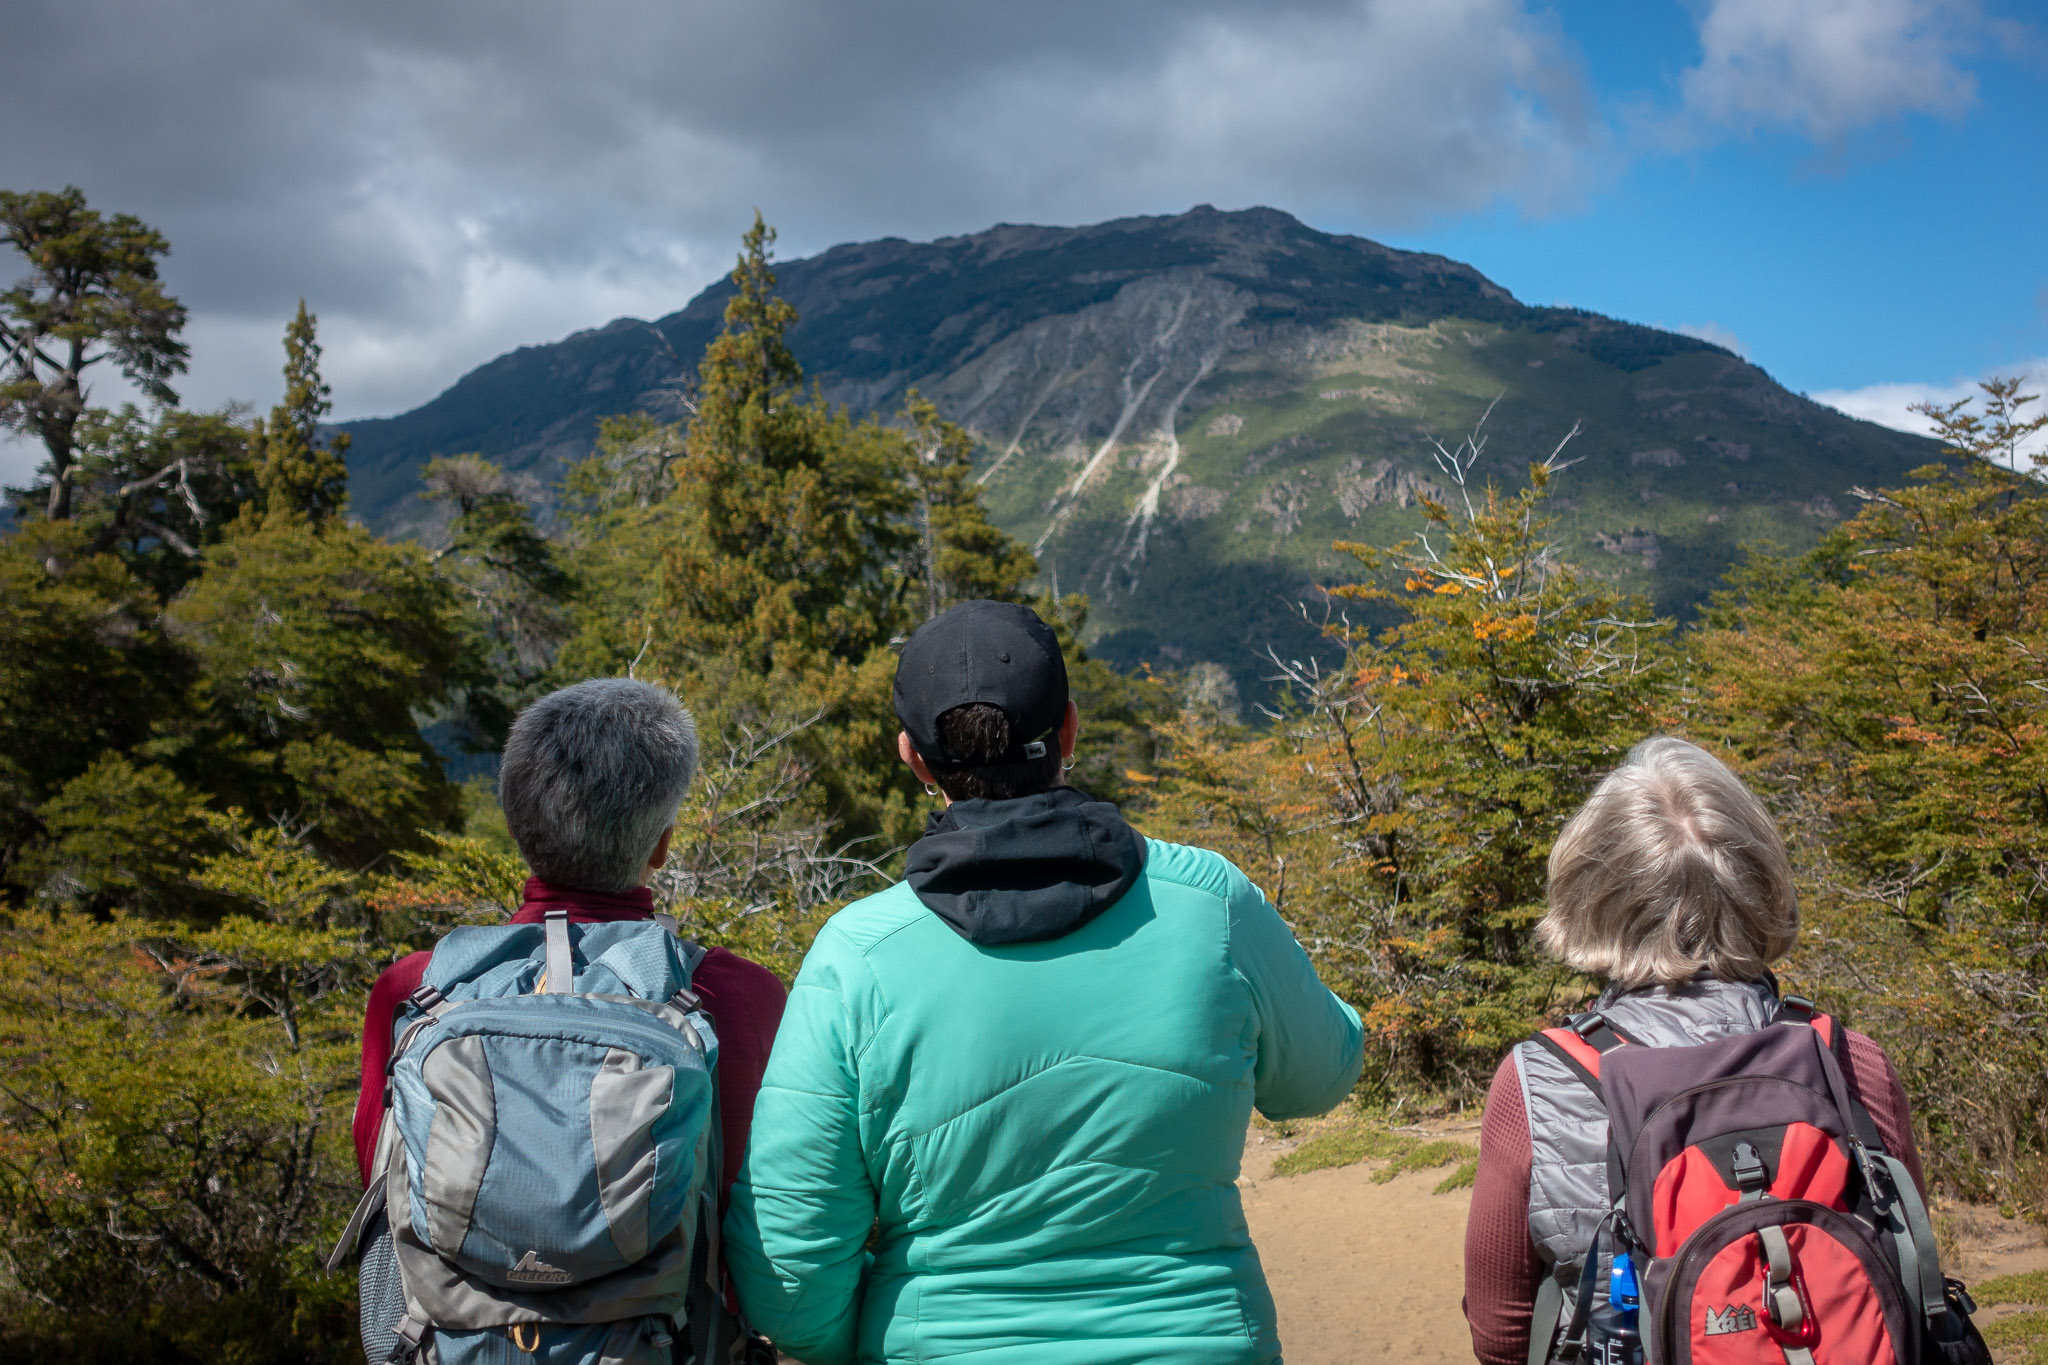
[1058,701,1080,761]
[647,825,675,873]
[899,730,938,786]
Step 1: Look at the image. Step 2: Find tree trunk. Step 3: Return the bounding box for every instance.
[41,352,84,520]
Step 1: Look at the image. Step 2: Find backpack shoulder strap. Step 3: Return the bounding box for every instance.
[652,912,709,977]
[1526,1010,1632,1109]
[1778,998,1887,1149]
[1528,1274,1566,1365]
[1778,997,1951,1322]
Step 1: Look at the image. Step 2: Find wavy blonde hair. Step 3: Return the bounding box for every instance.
[1538,736,1798,988]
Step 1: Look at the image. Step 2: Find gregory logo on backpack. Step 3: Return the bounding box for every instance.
[506,1250,574,1286]
[1702,1303,1757,1336]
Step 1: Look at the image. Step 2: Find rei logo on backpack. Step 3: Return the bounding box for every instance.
[330,911,768,1365]
[1530,998,1990,1365]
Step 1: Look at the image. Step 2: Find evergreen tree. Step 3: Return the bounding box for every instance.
[658,214,914,679]
[0,521,184,896]
[653,216,920,840]
[0,186,190,521]
[253,301,350,526]
[902,389,1037,618]
[62,403,261,598]
[162,516,468,867]
[421,454,574,746]
[551,414,689,681]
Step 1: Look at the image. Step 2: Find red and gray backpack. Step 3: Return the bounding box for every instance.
[1528,998,1989,1365]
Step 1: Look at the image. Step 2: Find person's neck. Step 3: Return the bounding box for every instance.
[517,876,655,918]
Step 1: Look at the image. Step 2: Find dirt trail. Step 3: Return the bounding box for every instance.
[1242,1124,1478,1364]
[1243,1126,2048,1364]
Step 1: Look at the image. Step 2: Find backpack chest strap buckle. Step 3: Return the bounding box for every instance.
[1732,1140,1769,1196]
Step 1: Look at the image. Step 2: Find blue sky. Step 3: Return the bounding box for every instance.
[1388,0,2048,420]
[3,0,2045,483]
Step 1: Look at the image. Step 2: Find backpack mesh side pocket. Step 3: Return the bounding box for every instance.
[358,1209,409,1365]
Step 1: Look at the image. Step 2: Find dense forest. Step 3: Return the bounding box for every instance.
[3,187,2044,1362]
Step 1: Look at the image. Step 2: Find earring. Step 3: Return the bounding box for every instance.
[1061,756,1076,772]
[924,783,940,797]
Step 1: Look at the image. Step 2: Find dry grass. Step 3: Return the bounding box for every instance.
[1268,1105,1477,1194]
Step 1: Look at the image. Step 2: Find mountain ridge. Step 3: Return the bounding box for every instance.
[340,205,1935,694]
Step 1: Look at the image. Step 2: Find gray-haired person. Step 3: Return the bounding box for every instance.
[1462,736,1928,1365]
[349,678,790,1266]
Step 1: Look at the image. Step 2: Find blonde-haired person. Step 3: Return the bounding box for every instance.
[1461,736,1927,1365]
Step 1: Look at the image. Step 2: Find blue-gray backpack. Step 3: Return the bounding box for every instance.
[330,911,772,1365]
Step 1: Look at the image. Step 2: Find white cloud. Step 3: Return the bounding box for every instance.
[0,0,1605,439]
[1815,356,2048,468]
[1675,321,1746,355]
[1679,0,1981,141]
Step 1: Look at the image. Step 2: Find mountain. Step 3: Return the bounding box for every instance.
[342,206,1937,696]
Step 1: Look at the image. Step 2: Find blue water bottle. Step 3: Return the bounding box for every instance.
[1609,1249,1640,1322]
[1590,1249,1643,1365]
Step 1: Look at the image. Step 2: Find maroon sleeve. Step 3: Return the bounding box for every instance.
[1841,1028,1926,1197]
[689,946,789,1210]
[1467,1052,1547,1365]
[353,951,431,1186]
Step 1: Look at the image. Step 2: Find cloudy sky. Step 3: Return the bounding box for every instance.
[4,0,2044,484]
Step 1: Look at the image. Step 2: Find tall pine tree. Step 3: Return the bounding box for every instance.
[901,389,1036,619]
[658,215,912,677]
[651,216,918,839]
[253,301,349,526]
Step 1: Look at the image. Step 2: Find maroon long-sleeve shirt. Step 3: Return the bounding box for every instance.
[1462,1027,1924,1365]
[351,877,788,1211]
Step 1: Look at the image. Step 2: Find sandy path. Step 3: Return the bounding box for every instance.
[1243,1126,2048,1365]
[1241,1125,1477,1364]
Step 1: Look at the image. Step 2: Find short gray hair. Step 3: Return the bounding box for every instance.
[1537,736,1798,989]
[498,679,699,893]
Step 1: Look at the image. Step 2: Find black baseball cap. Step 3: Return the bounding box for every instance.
[893,600,1069,766]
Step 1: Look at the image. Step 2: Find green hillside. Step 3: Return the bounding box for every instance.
[342,206,1936,695]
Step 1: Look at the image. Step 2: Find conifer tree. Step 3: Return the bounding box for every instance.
[422,454,573,746]
[902,389,1037,618]
[63,404,261,598]
[654,216,918,840]
[658,214,912,678]
[0,187,190,521]
[253,301,350,526]
[552,414,688,681]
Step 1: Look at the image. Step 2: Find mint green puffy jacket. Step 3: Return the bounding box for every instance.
[722,837,1366,1364]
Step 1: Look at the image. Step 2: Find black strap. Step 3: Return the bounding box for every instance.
[1556,1221,1608,1362]
[1572,1010,1643,1052]
[1800,1011,1887,1153]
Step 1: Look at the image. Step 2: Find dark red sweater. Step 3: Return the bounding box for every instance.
[1462,1027,1924,1365]
[351,877,788,1210]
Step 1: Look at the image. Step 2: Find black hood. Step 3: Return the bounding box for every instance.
[904,786,1146,946]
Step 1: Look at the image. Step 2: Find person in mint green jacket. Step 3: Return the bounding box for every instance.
[722,600,1366,1365]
